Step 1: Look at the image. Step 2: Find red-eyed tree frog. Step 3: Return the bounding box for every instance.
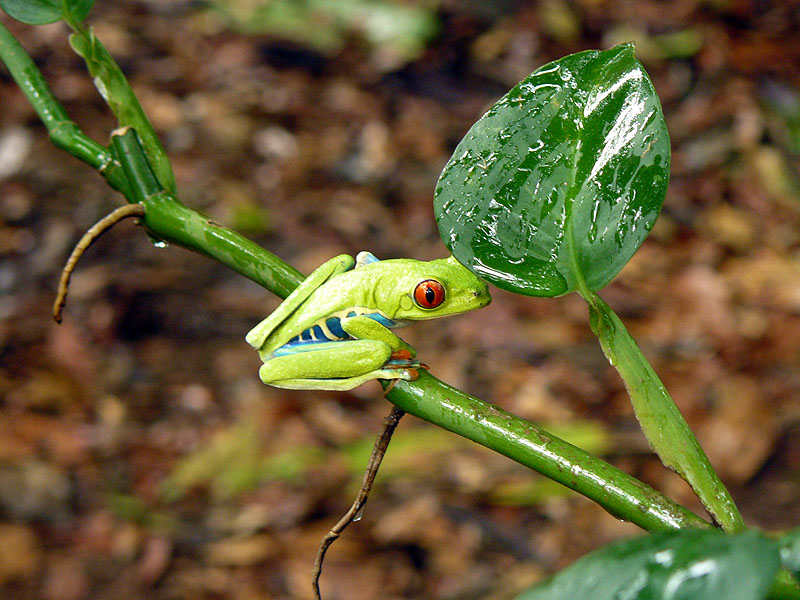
[247,251,491,390]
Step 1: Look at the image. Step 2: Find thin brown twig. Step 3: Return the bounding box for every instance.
[312,405,405,600]
[53,203,146,323]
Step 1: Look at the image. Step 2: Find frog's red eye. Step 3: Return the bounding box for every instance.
[414,280,445,309]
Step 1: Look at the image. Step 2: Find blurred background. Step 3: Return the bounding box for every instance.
[2,1,800,598]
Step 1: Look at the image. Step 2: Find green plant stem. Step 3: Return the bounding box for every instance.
[0,21,131,196]
[566,186,742,532]
[0,22,302,297]
[584,290,745,533]
[111,128,303,299]
[385,372,709,532]
[67,23,177,195]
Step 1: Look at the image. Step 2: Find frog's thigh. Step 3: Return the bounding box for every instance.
[273,370,410,391]
[259,340,392,384]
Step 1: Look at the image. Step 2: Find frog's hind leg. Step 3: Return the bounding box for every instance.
[272,369,415,391]
[259,340,418,391]
[246,254,354,350]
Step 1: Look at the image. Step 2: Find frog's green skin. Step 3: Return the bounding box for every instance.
[247,252,491,390]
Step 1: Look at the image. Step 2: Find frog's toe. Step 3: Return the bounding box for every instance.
[389,363,427,382]
[258,363,278,385]
[384,355,426,370]
[402,368,419,381]
[402,362,429,380]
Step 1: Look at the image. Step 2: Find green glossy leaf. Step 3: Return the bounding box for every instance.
[0,0,91,25]
[435,43,669,297]
[515,529,780,600]
[780,527,800,580]
[0,0,61,24]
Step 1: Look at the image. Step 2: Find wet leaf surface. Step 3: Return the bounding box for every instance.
[515,529,780,600]
[435,44,669,297]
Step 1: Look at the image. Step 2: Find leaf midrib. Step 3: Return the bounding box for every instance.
[563,103,590,298]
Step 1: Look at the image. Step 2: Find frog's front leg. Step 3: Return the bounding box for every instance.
[259,339,419,391]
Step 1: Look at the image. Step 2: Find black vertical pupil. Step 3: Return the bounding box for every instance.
[425,286,436,304]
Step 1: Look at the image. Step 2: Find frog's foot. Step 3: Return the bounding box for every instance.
[386,349,427,369]
[381,364,425,380]
[382,366,426,394]
[380,354,429,394]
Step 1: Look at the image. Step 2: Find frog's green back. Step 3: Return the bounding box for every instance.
[255,266,392,354]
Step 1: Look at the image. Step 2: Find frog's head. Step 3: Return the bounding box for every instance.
[383,255,491,320]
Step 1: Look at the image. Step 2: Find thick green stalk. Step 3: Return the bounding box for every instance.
[111,128,303,299]
[0,21,130,196]
[68,23,177,195]
[385,372,709,532]
[584,291,745,532]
